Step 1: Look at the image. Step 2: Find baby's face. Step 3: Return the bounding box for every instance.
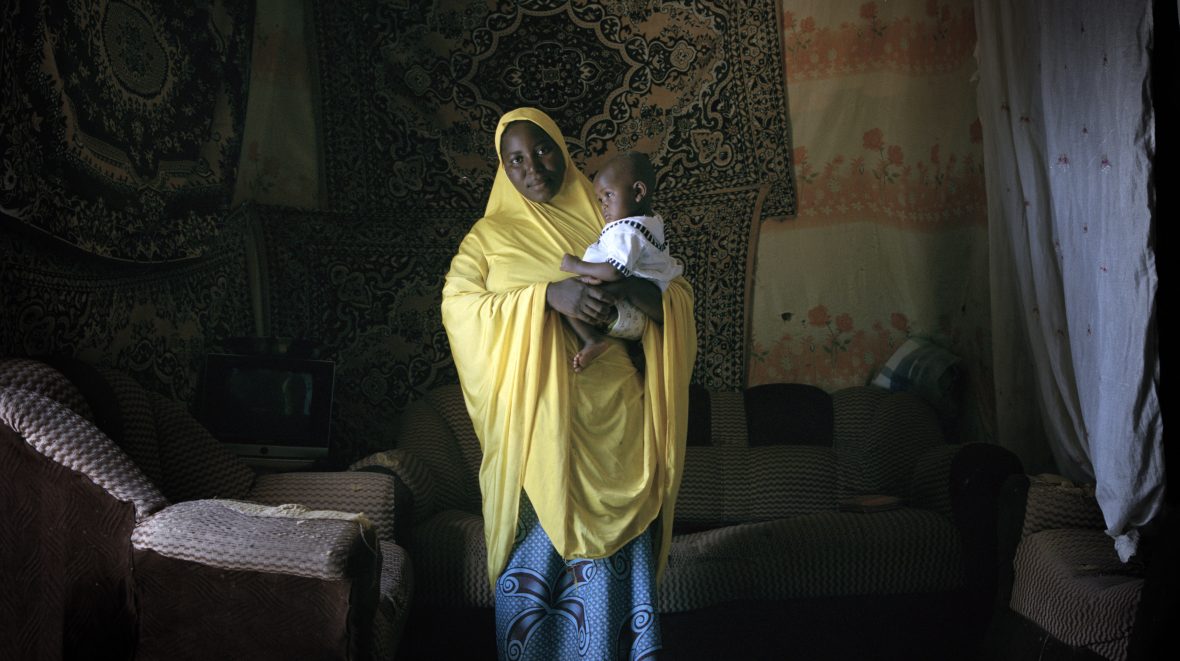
[594,165,641,222]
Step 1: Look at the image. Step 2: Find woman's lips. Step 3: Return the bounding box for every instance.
[528,177,557,196]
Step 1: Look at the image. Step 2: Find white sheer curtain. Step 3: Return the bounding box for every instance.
[974,0,1165,561]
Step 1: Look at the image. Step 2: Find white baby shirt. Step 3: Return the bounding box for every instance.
[581,214,684,291]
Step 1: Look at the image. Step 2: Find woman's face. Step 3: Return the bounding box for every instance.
[499,121,567,204]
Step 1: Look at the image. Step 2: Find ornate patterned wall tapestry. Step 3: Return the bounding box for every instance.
[314,0,795,217]
[0,221,256,404]
[248,204,467,462]
[0,0,254,262]
[312,0,797,389]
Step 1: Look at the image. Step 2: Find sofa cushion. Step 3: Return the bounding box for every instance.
[675,446,837,530]
[743,383,833,446]
[660,508,964,613]
[833,387,941,497]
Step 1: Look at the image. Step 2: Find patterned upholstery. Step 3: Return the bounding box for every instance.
[675,446,837,526]
[376,388,481,518]
[661,509,963,612]
[408,509,495,609]
[1005,477,1144,661]
[0,387,165,520]
[908,445,959,517]
[1,358,413,659]
[708,390,748,447]
[1021,476,1107,537]
[94,367,166,486]
[831,386,883,495]
[130,499,375,580]
[395,382,1008,624]
[249,471,400,543]
[351,447,437,526]
[150,392,254,502]
[2,388,142,660]
[0,357,94,420]
[428,386,485,507]
[373,543,414,661]
[1010,529,1143,659]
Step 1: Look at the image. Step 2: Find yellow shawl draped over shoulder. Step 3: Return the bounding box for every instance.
[441,108,696,586]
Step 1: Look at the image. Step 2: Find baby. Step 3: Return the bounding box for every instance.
[560,152,684,371]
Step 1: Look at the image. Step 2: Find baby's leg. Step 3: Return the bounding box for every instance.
[565,316,610,372]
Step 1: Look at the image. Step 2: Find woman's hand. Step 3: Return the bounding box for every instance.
[546,277,617,325]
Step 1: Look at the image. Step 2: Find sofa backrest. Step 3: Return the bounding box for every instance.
[31,358,256,504]
[832,386,943,497]
[399,382,944,523]
[395,385,483,514]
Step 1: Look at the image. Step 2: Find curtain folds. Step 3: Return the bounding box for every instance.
[974,0,1164,561]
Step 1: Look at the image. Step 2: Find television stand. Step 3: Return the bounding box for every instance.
[241,455,318,472]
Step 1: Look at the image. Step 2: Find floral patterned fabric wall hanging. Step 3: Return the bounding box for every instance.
[750,0,992,441]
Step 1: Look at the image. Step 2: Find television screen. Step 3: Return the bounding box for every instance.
[199,353,335,466]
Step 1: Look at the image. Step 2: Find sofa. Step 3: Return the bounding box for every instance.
[0,357,412,660]
[985,474,1151,661]
[356,381,1022,660]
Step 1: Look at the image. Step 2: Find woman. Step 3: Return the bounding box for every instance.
[441,107,696,660]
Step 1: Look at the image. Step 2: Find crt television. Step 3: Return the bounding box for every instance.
[198,353,335,469]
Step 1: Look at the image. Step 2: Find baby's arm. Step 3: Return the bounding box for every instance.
[561,253,625,282]
[602,277,664,324]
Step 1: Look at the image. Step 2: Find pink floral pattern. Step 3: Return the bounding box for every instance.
[791,125,985,228]
[752,304,923,389]
[783,1,975,80]
[751,0,989,408]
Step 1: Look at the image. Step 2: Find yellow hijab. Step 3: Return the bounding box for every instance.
[441,107,696,586]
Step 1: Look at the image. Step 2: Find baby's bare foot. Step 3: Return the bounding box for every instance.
[573,340,609,372]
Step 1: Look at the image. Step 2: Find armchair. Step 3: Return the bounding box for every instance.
[986,474,1148,661]
[0,357,411,660]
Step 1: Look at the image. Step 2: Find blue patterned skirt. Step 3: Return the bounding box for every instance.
[495,495,662,660]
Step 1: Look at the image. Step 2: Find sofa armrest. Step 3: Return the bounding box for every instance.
[248,470,405,543]
[131,499,381,660]
[351,447,437,527]
[947,443,1024,601]
[131,499,379,579]
[0,386,166,520]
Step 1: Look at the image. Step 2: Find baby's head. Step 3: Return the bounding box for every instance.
[594,152,657,222]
